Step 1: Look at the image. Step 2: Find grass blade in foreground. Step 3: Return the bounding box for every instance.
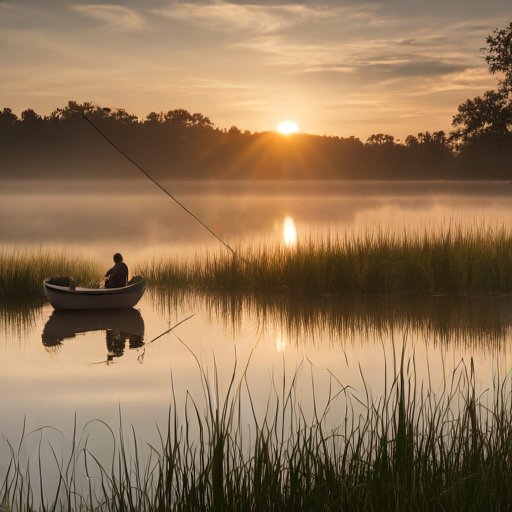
[2,353,512,511]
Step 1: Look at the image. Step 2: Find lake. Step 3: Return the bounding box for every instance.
[2,180,512,500]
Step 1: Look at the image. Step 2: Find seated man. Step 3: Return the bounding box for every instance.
[105,253,128,288]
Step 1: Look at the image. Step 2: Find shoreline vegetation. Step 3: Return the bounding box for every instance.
[1,100,511,182]
[2,355,512,511]
[137,225,512,296]
[0,250,101,302]
[3,225,512,302]
[5,225,512,347]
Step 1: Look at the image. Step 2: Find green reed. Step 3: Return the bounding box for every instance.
[0,249,101,301]
[137,224,512,295]
[2,352,512,511]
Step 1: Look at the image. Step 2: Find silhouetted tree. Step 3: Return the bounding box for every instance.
[6,98,508,181]
[191,112,213,129]
[145,111,163,123]
[404,131,453,176]
[366,133,395,145]
[0,108,18,123]
[485,22,512,94]
[109,108,138,125]
[452,23,512,147]
[51,101,99,121]
[21,108,42,123]
[452,90,512,143]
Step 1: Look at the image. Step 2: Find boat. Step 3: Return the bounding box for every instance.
[44,276,147,310]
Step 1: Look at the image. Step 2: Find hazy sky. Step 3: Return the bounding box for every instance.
[1,0,511,139]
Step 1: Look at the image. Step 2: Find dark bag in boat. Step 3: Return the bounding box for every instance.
[46,276,77,290]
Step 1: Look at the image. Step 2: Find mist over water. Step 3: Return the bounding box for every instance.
[2,180,512,265]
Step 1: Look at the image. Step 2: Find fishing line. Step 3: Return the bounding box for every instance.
[137,313,196,364]
[82,114,235,255]
[92,314,196,365]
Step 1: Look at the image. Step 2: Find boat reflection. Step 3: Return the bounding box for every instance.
[42,309,145,362]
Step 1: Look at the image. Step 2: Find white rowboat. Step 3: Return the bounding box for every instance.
[44,276,147,310]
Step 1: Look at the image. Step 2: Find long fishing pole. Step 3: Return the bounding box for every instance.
[82,114,236,255]
[137,313,196,364]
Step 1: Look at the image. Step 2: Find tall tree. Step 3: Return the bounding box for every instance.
[485,22,512,94]
[452,23,512,144]
[51,101,98,121]
[109,108,138,125]
[452,90,512,142]
[0,108,18,123]
[21,108,42,123]
[366,133,394,145]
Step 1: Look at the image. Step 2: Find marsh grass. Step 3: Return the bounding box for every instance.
[137,224,512,295]
[0,249,101,301]
[3,351,512,511]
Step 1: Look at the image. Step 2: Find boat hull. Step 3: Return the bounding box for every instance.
[44,278,147,310]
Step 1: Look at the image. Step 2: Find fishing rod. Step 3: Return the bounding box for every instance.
[137,313,196,364]
[82,114,236,255]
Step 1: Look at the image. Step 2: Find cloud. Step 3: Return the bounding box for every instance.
[152,1,373,36]
[1,0,510,139]
[429,68,497,94]
[153,1,289,34]
[73,4,144,31]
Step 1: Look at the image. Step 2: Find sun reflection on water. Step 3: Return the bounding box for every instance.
[283,217,297,246]
[276,333,286,353]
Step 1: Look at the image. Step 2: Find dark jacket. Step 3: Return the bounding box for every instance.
[105,262,129,288]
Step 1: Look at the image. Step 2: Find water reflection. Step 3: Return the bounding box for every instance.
[42,309,145,362]
[276,333,286,353]
[1,300,45,341]
[148,288,512,350]
[5,181,512,267]
[5,290,512,353]
[283,217,297,246]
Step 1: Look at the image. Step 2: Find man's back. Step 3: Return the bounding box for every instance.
[106,262,128,288]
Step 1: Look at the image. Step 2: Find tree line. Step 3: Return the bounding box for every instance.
[1,23,511,181]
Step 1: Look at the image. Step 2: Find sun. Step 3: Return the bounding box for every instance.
[278,121,298,134]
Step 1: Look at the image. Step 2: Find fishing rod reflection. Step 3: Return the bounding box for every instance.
[42,308,144,362]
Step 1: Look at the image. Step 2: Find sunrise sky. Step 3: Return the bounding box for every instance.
[1,0,510,140]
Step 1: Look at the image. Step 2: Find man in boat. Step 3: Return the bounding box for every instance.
[104,253,128,288]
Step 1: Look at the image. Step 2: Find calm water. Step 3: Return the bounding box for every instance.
[2,180,512,496]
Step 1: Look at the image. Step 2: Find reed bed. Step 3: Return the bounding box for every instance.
[137,224,512,295]
[0,249,101,301]
[2,354,512,511]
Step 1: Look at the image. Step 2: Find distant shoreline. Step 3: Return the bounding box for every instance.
[1,178,511,198]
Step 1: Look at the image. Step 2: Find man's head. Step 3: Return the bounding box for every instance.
[113,253,123,264]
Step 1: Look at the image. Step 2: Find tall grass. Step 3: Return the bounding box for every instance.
[137,224,512,295]
[0,249,101,301]
[2,352,512,511]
